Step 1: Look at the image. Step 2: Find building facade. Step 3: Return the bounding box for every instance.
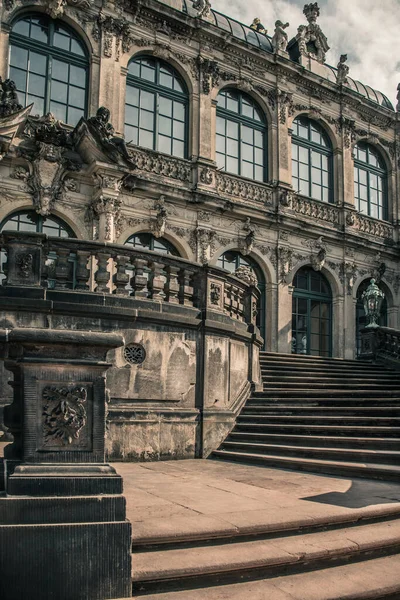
[0,0,399,459]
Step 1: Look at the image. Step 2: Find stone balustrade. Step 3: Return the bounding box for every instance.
[0,231,259,327]
[290,194,341,225]
[360,326,400,364]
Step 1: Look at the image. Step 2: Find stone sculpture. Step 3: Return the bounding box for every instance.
[192,0,211,19]
[250,18,267,35]
[336,54,349,85]
[295,3,329,64]
[87,106,133,165]
[0,78,22,117]
[272,20,289,52]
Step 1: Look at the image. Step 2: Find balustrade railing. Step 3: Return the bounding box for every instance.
[359,326,400,365]
[0,232,259,328]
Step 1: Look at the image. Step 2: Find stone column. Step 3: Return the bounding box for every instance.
[277,283,293,353]
[0,328,131,600]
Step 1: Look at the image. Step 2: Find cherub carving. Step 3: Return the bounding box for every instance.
[272,21,289,52]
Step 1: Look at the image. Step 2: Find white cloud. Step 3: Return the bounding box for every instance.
[211,0,400,106]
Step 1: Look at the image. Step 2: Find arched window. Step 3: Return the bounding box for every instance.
[291,117,333,202]
[216,89,266,181]
[0,210,75,285]
[125,232,180,256]
[125,57,188,158]
[292,267,332,357]
[9,14,88,125]
[217,250,266,346]
[354,143,388,220]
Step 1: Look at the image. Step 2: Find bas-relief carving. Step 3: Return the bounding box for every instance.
[41,385,88,448]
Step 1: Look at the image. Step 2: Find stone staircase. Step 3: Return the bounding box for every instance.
[212,352,400,481]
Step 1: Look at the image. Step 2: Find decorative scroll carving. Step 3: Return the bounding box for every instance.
[348,213,393,240]
[234,266,258,287]
[215,172,273,205]
[127,147,191,182]
[200,167,214,185]
[290,196,340,225]
[42,386,87,447]
[210,282,222,305]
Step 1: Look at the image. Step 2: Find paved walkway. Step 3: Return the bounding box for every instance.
[114,459,400,545]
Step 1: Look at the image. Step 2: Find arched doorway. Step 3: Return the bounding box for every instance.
[292,266,332,357]
[217,250,266,346]
[356,279,388,356]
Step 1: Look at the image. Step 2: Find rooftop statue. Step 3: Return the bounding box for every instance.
[87,107,133,165]
[0,78,22,118]
[272,20,289,52]
[396,84,400,112]
[336,54,349,85]
[250,18,267,35]
[295,2,329,64]
[192,0,211,19]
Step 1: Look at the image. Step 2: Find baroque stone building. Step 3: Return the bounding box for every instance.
[0,0,399,461]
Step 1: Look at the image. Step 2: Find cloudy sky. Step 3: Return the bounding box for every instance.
[211,0,400,106]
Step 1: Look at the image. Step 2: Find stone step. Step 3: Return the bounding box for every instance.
[260,352,369,363]
[261,371,400,381]
[261,382,400,389]
[242,406,400,416]
[253,389,400,398]
[134,553,400,600]
[220,441,400,465]
[235,422,400,437]
[247,398,400,406]
[237,415,400,426]
[259,360,389,370]
[228,431,400,450]
[212,450,400,481]
[132,517,400,593]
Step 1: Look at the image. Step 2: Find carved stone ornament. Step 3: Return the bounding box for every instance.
[17,113,82,215]
[305,236,327,272]
[0,78,22,117]
[336,54,349,86]
[198,57,220,94]
[280,189,294,207]
[295,3,329,64]
[44,0,92,18]
[124,343,146,365]
[240,218,256,256]
[234,265,258,287]
[191,227,216,264]
[272,21,289,52]
[200,167,214,185]
[192,0,211,19]
[16,252,33,278]
[151,195,168,238]
[86,107,134,166]
[42,385,87,447]
[210,282,222,305]
[278,246,293,284]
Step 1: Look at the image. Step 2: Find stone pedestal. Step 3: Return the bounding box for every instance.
[0,328,132,600]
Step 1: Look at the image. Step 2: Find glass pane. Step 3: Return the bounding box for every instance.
[241,161,253,179]
[10,45,28,68]
[69,65,86,87]
[125,105,139,126]
[52,59,69,82]
[50,80,68,104]
[31,22,48,44]
[159,71,173,89]
[9,67,26,93]
[241,143,253,162]
[53,32,70,51]
[28,73,46,97]
[173,120,185,140]
[69,86,85,108]
[12,18,30,37]
[172,139,184,158]
[159,116,172,136]
[30,51,47,75]
[242,126,253,144]
[140,109,154,131]
[139,128,153,149]
[126,86,139,107]
[50,101,66,123]
[125,125,138,145]
[67,107,84,126]
[173,102,185,121]
[158,134,172,154]
[226,93,239,113]
[226,156,238,174]
[159,98,172,117]
[28,95,44,116]
[227,120,238,139]
[70,38,85,57]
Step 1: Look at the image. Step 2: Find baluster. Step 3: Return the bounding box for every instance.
[130,257,148,298]
[179,269,194,306]
[237,287,245,321]
[95,252,111,293]
[54,248,70,289]
[113,254,130,295]
[232,286,240,319]
[165,265,180,304]
[150,261,166,301]
[224,283,232,317]
[75,250,91,291]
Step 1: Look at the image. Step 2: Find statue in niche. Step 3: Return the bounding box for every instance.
[272,20,289,52]
[336,54,349,85]
[0,78,22,117]
[87,107,134,165]
[250,18,267,35]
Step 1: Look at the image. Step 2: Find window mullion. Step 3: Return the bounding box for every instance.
[154,91,159,152]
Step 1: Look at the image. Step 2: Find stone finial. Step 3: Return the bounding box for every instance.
[396,83,400,112]
[250,18,267,35]
[336,54,349,85]
[303,2,320,23]
[192,0,211,19]
[272,20,290,52]
[295,2,329,64]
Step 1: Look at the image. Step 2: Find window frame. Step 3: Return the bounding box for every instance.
[124,232,180,256]
[291,116,334,203]
[125,56,189,159]
[354,143,388,221]
[9,14,89,125]
[216,88,268,182]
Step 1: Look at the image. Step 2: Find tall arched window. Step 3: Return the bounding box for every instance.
[125,57,188,158]
[9,14,88,125]
[125,232,180,256]
[291,116,333,202]
[0,210,75,285]
[216,89,266,181]
[292,267,332,357]
[354,143,388,220]
[217,250,266,346]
